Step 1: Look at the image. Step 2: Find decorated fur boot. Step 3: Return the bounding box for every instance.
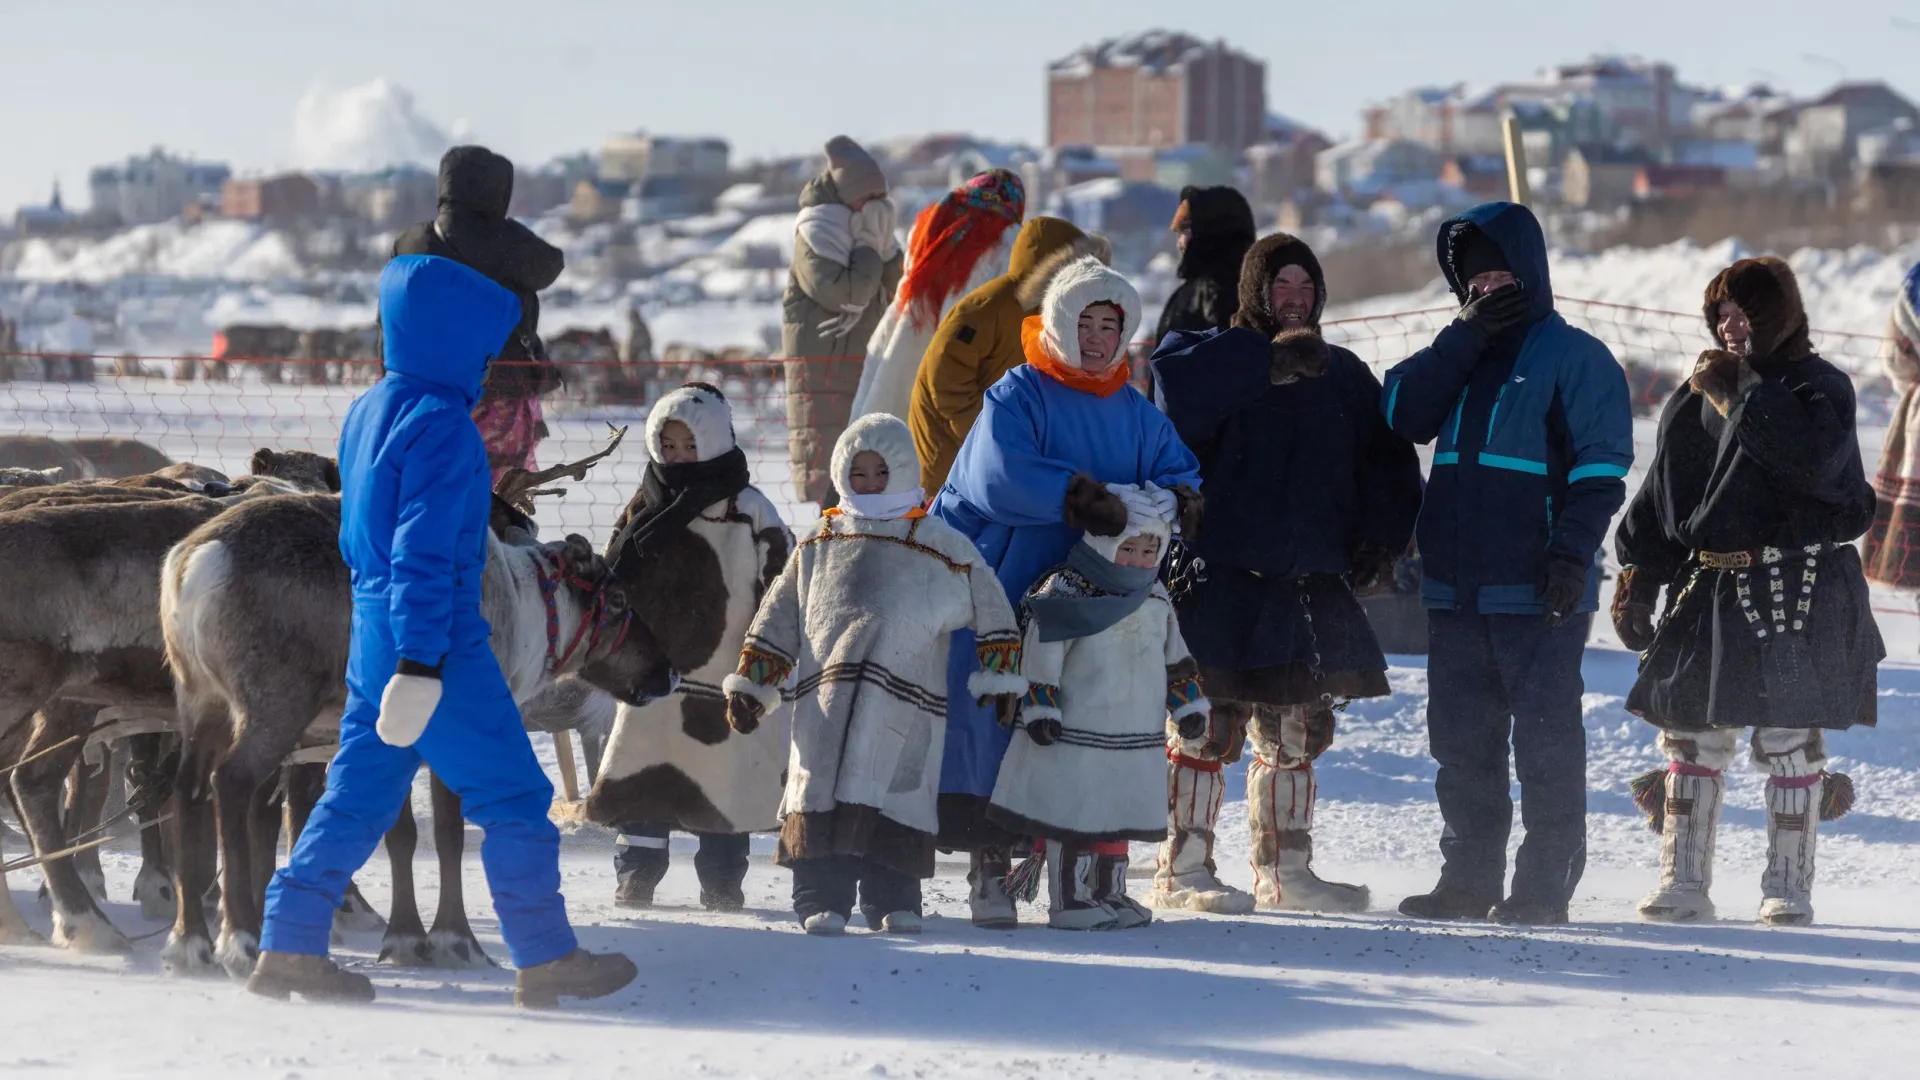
[1636,763,1722,923]
[1045,840,1119,931]
[969,846,1018,929]
[1089,842,1151,929]
[1249,760,1369,913]
[1149,756,1254,914]
[1760,771,1822,927]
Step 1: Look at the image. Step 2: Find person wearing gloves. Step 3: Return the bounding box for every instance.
[1615,257,1880,927]
[723,414,1026,936]
[851,169,1026,425]
[1381,202,1633,926]
[988,503,1205,930]
[250,254,635,1007]
[391,145,566,485]
[781,135,907,507]
[1152,232,1422,916]
[909,217,1113,494]
[583,383,793,912]
[933,255,1203,929]
[1864,262,1920,589]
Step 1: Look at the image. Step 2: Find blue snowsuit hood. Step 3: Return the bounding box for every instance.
[1382,202,1633,616]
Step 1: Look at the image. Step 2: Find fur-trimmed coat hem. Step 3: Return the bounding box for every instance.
[984,803,1167,846]
[776,804,936,878]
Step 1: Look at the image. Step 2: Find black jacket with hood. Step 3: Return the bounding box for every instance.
[392,146,565,397]
[1153,186,1256,345]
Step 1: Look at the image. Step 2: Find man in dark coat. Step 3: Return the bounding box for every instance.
[1153,233,1421,915]
[391,146,566,463]
[1381,202,1634,925]
[1614,256,1880,928]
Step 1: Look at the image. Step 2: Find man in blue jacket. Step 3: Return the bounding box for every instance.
[1381,202,1632,925]
[248,254,636,1007]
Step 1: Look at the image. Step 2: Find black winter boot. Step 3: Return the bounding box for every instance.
[694,831,751,913]
[613,827,671,909]
[1488,896,1569,926]
[1398,885,1499,921]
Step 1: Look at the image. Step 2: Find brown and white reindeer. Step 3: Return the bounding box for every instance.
[158,436,676,978]
[0,452,342,953]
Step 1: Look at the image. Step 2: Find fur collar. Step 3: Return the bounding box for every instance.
[1232,233,1327,337]
[1703,256,1812,363]
[1013,233,1114,312]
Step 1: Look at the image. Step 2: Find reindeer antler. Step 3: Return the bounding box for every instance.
[495,423,629,515]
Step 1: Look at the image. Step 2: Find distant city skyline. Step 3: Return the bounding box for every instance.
[2,0,1916,215]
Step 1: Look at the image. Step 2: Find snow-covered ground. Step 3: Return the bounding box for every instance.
[7,646,1920,1080]
[3,235,1919,1076]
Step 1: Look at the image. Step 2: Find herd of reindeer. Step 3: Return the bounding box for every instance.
[0,425,681,980]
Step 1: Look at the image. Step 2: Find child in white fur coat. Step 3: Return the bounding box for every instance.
[723,414,1026,935]
[989,500,1210,930]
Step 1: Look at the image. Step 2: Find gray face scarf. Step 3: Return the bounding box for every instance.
[1025,540,1161,643]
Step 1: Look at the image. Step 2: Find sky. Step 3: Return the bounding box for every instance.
[3,0,1917,215]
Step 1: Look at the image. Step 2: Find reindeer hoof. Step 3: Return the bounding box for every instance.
[162,932,220,977]
[52,909,132,954]
[333,885,387,935]
[215,930,260,980]
[378,932,431,967]
[425,929,496,970]
[133,870,175,923]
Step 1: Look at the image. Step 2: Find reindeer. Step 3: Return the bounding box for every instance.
[157,431,676,978]
[0,452,343,953]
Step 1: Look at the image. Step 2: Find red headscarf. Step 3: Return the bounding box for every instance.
[896,169,1026,332]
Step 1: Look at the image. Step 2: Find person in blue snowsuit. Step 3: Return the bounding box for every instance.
[930,253,1201,928]
[1380,202,1633,926]
[249,254,636,1007]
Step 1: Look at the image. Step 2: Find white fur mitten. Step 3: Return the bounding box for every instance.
[376,673,442,747]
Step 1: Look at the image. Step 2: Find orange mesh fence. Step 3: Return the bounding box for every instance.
[0,298,1904,616]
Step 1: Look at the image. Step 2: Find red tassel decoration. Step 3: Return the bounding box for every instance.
[1630,768,1668,834]
[1820,771,1855,822]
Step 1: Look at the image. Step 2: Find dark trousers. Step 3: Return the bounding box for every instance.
[1427,611,1589,907]
[615,822,750,894]
[790,855,922,926]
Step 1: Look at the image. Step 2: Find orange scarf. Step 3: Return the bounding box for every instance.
[1020,315,1131,397]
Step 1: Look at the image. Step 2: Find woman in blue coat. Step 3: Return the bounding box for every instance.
[932,254,1201,928]
[250,255,635,1008]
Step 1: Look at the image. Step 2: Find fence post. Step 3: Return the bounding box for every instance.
[1502,115,1533,207]
[552,729,582,802]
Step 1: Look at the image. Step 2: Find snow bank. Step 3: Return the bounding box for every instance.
[1330,236,1920,339]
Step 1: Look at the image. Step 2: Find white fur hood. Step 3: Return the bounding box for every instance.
[1039,256,1141,370]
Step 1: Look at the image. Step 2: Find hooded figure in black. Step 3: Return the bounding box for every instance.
[1149,233,1421,916]
[1613,256,1880,928]
[1153,186,1257,344]
[392,146,565,401]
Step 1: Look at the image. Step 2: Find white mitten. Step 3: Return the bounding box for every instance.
[1140,482,1179,523]
[376,673,443,747]
[1104,483,1163,534]
[854,198,898,259]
